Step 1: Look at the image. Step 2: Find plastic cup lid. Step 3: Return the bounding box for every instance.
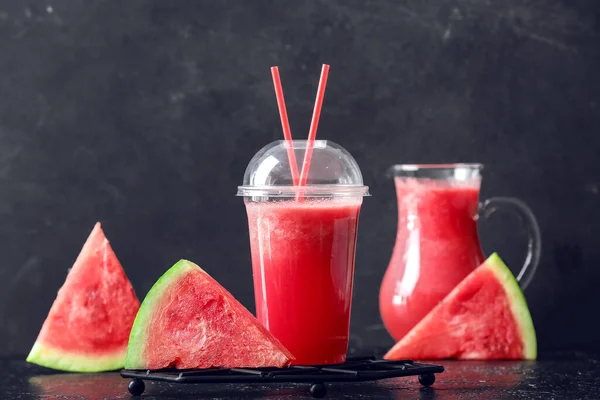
[237,140,369,198]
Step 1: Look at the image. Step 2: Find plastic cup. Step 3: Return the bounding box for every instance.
[237,140,369,365]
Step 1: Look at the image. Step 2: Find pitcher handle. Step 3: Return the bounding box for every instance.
[480,197,542,290]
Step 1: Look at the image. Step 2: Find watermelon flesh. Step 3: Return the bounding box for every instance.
[125,260,294,369]
[385,253,537,360]
[27,223,140,372]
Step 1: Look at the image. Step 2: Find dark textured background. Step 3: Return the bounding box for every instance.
[0,0,599,357]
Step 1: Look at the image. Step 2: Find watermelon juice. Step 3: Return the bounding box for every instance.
[245,198,362,365]
[380,177,485,341]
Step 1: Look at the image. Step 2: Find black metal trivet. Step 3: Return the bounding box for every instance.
[121,357,444,398]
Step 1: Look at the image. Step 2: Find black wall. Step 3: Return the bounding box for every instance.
[1,0,599,356]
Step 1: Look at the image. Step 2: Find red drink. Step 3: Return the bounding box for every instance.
[380,178,484,341]
[245,198,362,365]
[239,140,369,364]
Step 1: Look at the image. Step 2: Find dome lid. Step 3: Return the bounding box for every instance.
[237,140,369,198]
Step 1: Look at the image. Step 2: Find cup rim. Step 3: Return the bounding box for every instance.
[390,163,483,171]
[237,184,370,198]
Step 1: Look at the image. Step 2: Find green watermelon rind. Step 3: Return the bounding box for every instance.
[26,343,125,372]
[125,259,196,369]
[486,252,537,360]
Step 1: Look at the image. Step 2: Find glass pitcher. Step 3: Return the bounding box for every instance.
[379,164,541,341]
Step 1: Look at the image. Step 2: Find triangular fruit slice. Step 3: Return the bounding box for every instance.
[125,260,294,369]
[27,223,140,372]
[385,253,537,360]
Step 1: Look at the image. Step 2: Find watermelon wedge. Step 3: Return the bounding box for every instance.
[385,253,537,360]
[27,223,140,372]
[125,260,294,370]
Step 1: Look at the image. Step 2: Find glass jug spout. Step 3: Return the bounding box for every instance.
[388,163,483,181]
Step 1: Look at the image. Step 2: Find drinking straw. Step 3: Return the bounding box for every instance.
[298,64,330,187]
[271,66,300,186]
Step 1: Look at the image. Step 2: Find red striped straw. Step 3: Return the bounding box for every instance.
[270,66,300,186]
[298,64,330,187]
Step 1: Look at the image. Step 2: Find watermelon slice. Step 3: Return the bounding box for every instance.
[27,223,140,372]
[385,253,537,360]
[124,260,294,370]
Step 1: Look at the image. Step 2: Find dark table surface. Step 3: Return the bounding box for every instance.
[2,352,599,399]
